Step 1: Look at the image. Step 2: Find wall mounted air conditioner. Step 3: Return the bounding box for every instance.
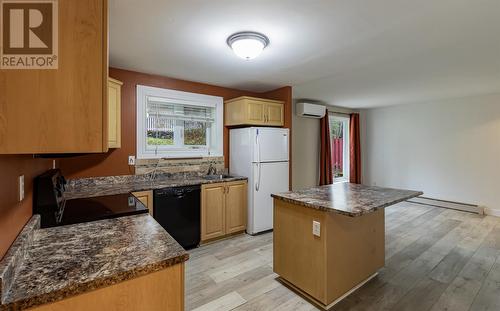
[296,102,326,118]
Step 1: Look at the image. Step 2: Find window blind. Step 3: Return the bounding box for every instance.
[146,96,215,122]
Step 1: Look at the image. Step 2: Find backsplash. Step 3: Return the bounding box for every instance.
[134,157,225,176]
[65,157,226,192]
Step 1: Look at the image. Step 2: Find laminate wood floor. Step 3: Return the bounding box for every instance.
[185,202,500,311]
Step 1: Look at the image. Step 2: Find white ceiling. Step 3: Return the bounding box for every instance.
[109,0,500,108]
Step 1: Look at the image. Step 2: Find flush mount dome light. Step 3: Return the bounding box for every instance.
[227,31,269,60]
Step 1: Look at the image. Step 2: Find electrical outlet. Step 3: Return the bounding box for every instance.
[128,156,136,165]
[18,175,25,202]
[128,197,135,207]
[312,220,321,237]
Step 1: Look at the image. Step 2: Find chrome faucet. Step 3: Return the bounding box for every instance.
[207,161,217,175]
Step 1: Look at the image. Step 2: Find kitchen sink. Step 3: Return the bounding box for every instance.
[203,174,233,180]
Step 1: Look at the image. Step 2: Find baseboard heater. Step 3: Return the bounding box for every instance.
[407,196,484,215]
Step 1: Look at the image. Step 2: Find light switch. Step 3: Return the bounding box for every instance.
[313,220,321,237]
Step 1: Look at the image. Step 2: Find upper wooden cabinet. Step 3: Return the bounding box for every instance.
[0,0,108,154]
[108,78,123,149]
[225,96,284,127]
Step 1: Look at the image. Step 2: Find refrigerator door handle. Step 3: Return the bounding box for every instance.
[255,162,261,192]
[256,129,261,163]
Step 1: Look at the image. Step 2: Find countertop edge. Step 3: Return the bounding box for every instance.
[271,191,424,217]
[2,252,189,311]
[0,215,40,305]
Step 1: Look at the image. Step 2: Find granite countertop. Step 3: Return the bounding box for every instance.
[65,175,248,199]
[0,214,188,311]
[272,183,423,217]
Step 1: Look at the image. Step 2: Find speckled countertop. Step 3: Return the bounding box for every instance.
[0,214,188,311]
[272,183,423,217]
[65,174,248,199]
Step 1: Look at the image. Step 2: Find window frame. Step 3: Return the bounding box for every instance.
[329,113,350,183]
[136,85,223,159]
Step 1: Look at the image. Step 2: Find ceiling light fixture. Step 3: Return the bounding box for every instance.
[227,31,269,60]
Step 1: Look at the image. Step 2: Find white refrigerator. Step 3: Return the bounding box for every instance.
[230,127,289,235]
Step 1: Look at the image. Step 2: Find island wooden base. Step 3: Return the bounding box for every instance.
[273,199,385,307]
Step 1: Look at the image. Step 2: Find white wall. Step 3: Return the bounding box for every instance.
[292,100,320,190]
[292,101,356,190]
[362,93,500,213]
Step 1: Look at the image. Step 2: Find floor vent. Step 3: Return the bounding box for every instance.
[407,196,484,215]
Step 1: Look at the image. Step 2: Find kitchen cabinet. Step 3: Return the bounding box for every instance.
[225,96,284,127]
[225,181,247,234]
[201,183,226,241]
[108,78,123,148]
[0,0,108,154]
[132,190,154,216]
[30,264,184,311]
[201,180,247,242]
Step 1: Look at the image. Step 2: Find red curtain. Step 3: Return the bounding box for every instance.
[349,113,362,184]
[319,112,333,185]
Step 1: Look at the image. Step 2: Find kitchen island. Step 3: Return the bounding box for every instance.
[271,183,422,310]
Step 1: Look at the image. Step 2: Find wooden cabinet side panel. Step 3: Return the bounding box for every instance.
[0,0,106,154]
[107,78,122,148]
[224,100,242,126]
[273,199,327,303]
[225,181,247,234]
[132,190,153,216]
[30,264,184,311]
[325,209,385,303]
[201,184,225,241]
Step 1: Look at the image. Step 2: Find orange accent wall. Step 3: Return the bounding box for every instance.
[0,156,52,259]
[59,68,292,179]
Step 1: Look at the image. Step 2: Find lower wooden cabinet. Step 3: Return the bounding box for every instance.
[201,183,226,240]
[201,180,247,242]
[31,264,184,311]
[132,190,154,216]
[225,181,247,234]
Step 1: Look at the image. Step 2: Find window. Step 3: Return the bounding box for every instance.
[137,85,223,159]
[329,114,350,183]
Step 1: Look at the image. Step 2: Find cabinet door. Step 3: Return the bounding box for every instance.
[132,191,153,216]
[0,0,108,154]
[201,183,226,241]
[265,102,284,126]
[225,181,247,234]
[246,100,266,124]
[108,78,122,148]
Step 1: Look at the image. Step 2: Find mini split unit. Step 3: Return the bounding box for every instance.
[296,102,326,118]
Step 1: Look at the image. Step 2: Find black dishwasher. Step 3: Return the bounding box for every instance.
[153,185,201,249]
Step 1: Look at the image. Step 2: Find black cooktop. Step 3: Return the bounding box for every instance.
[56,193,149,227]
